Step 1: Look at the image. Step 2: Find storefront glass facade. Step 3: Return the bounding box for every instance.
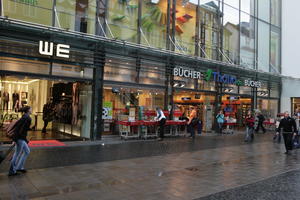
[2,0,281,73]
[0,0,282,139]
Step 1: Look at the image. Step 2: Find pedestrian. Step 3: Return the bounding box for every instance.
[244,111,255,142]
[255,112,266,133]
[197,119,202,135]
[187,107,197,139]
[216,110,225,134]
[8,106,32,176]
[277,111,297,154]
[155,107,166,141]
[273,114,282,143]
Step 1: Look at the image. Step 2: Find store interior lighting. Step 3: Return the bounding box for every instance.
[224,88,233,93]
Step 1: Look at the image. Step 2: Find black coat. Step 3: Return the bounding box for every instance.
[278,117,297,133]
[13,113,32,143]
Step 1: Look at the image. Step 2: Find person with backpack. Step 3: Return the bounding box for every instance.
[216,110,225,134]
[255,112,266,133]
[244,111,255,142]
[277,111,297,154]
[8,106,32,176]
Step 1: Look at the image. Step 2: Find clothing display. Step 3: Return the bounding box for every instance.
[72,83,80,125]
[2,92,9,110]
[12,92,19,110]
[42,102,56,133]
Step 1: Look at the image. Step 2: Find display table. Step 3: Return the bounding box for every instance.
[116,120,187,140]
[264,121,275,130]
[116,121,141,140]
[223,122,237,134]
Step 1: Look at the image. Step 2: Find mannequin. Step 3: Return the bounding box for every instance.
[2,91,9,111]
[42,99,56,133]
[12,91,20,111]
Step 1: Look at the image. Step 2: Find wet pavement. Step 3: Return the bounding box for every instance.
[1,133,300,199]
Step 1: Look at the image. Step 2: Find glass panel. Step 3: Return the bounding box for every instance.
[104,57,137,83]
[241,0,255,15]
[141,0,167,49]
[139,60,166,85]
[224,0,239,9]
[52,63,93,79]
[3,0,53,26]
[222,4,239,64]
[257,20,270,72]
[56,0,96,34]
[270,0,280,26]
[107,0,138,43]
[240,13,255,68]
[270,28,280,73]
[257,99,278,120]
[0,57,50,75]
[102,86,165,135]
[258,0,270,22]
[174,0,196,55]
[56,0,76,30]
[197,79,216,91]
[199,1,220,60]
[239,86,252,95]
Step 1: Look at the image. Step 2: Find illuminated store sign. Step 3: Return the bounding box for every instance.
[173,67,202,79]
[39,41,70,58]
[204,69,261,88]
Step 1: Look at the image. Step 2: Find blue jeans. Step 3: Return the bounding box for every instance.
[245,127,254,142]
[218,123,223,134]
[9,139,30,174]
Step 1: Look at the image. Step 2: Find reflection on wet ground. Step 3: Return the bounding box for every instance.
[1,133,300,199]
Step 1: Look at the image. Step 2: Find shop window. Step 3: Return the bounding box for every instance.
[3,0,53,26]
[0,76,92,140]
[257,99,278,120]
[102,86,165,135]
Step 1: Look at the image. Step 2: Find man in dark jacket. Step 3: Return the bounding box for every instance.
[255,112,266,133]
[277,111,297,154]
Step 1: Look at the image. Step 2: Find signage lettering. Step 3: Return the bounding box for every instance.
[173,67,202,79]
[244,79,261,88]
[39,41,70,58]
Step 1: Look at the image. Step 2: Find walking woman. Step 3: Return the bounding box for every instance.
[216,110,225,134]
[155,107,166,141]
[8,106,32,176]
[245,111,255,142]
